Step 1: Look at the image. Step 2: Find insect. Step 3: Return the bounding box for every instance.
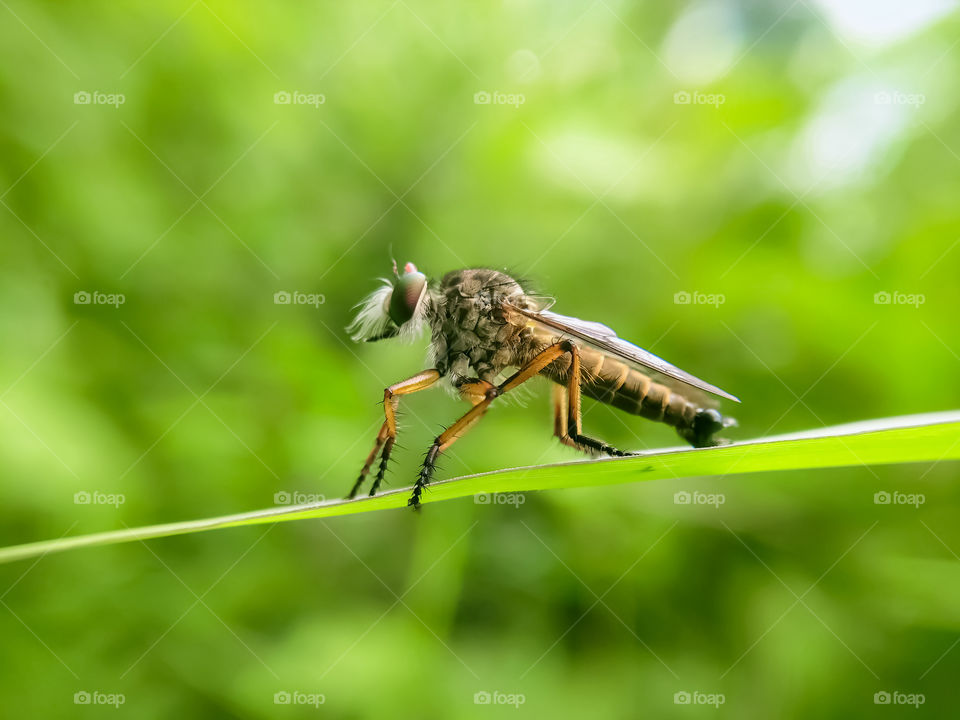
[346,262,739,508]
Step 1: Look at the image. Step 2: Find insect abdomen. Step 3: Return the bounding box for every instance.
[535,335,732,447]
[576,348,698,429]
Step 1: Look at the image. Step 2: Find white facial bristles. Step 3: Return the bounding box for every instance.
[346,279,394,342]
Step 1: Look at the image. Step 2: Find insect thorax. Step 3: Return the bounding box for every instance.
[426,268,540,383]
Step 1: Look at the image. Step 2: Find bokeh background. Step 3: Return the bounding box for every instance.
[2,0,959,717]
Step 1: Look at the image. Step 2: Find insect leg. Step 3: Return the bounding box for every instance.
[455,378,496,406]
[409,342,571,508]
[347,369,440,499]
[563,343,631,457]
[552,384,582,451]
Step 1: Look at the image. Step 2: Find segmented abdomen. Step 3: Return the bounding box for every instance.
[542,344,700,431]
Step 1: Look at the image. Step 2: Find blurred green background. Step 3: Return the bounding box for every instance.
[2,0,959,717]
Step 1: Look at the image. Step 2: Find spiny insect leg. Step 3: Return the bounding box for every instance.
[348,420,388,498]
[409,342,572,508]
[557,343,632,457]
[368,436,395,496]
[347,369,439,499]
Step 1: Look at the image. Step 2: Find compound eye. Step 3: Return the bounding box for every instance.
[388,265,427,325]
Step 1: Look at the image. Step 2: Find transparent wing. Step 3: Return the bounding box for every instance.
[505,303,740,403]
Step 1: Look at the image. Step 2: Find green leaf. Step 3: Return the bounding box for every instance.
[1,411,958,565]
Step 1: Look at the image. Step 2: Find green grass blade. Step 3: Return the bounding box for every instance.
[1,411,958,565]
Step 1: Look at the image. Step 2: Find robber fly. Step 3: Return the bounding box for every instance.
[346,262,739,508]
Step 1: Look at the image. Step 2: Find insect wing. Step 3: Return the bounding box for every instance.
[504,303,740,403]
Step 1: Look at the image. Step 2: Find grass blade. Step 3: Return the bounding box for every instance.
[1,410,957,565]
